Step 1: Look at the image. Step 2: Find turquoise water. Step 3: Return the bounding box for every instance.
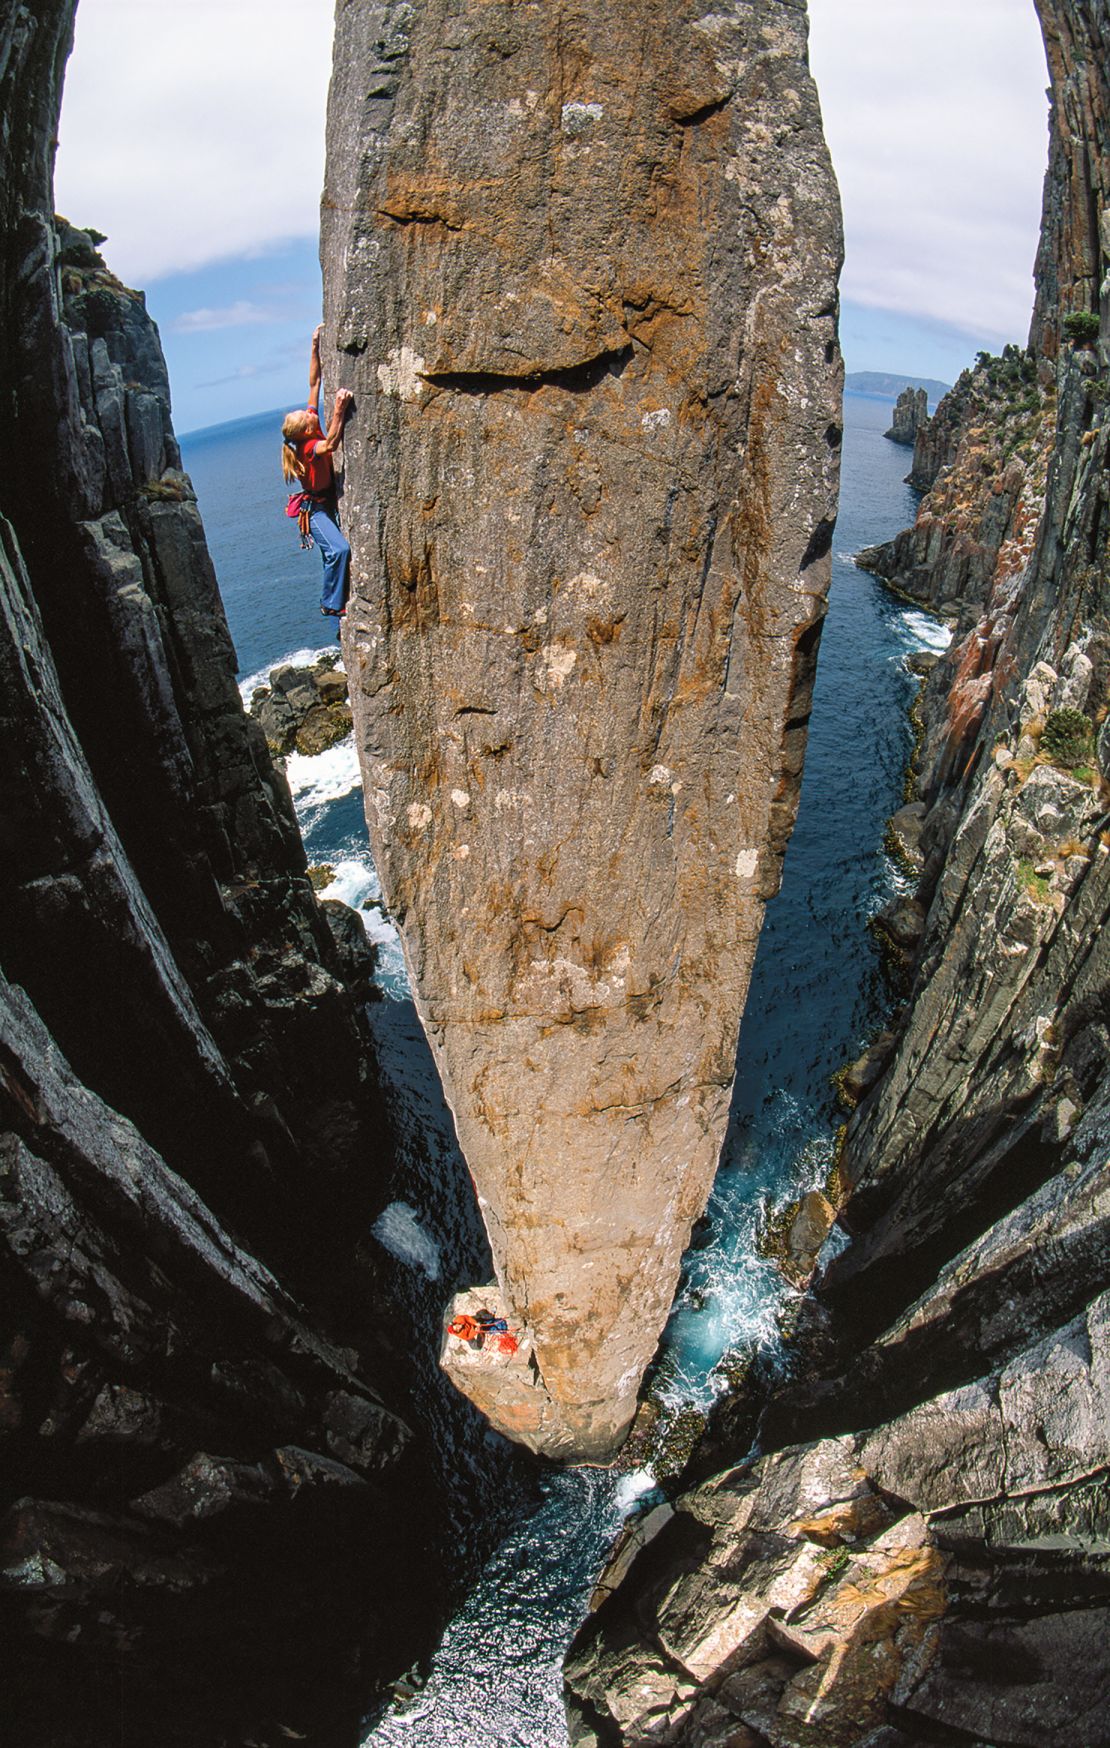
[182,393,944,1746]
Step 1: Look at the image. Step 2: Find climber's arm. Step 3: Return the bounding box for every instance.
[316,388,353,455]
[306,324,323,418]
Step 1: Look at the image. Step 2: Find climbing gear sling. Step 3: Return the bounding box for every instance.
[285,489,329,550]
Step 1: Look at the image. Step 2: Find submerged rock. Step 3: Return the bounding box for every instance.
[838,1030,898,1106]
[761,1188,838,1289]
[325,0,843,1460]
[885,800,927,870]
[872,893,926,952]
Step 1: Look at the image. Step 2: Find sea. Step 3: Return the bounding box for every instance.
[180,390,949,1748]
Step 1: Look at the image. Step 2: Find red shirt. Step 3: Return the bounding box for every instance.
[299,436,333,496]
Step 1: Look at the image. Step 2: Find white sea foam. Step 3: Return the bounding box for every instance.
[312,856,410,998]
[237,642,342,704]
[613,1467,658,1513]
[284,734,362,811]
[371,1201,441,1281]
[318,855,382,910]
[900,609,953,654]
[361,909,411,999]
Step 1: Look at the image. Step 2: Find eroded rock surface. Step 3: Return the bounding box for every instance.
[568,1282,1110,1745]
[324,0,842,1458]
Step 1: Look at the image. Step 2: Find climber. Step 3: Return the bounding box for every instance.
[446,1313,484,1347]
[445,1309,520,1356]
[281,324,354,623]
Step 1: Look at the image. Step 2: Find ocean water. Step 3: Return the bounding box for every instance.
[181,392,943,1746]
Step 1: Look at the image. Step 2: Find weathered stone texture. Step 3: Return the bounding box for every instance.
[569,1300,1104,1748]
[324,0,843,1458]
[250,654,354,755]
[2,192,374,1247]
[905,370,971,492]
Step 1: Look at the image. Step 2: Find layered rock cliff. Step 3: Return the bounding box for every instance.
[0,4,440,1740]
[564,0,1110,1738]
[323,0,843,1459]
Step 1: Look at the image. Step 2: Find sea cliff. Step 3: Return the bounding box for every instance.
[564,0,1110,1739]
[0,4,439,1741]
[322,0,843,1461]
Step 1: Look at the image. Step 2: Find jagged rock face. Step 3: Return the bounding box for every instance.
[250,655,353,756]
[0,3,439,1737]
[839,0,1110,1312]
[905,376,967,491]
[324,0,842,1458]
[883,383,927,446]
[1,2,380,1252]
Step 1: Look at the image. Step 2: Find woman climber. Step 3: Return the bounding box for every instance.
[282,325,353,622]
[446,1308,520,1356]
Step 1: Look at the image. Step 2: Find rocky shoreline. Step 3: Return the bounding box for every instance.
[4,0,1108,1741]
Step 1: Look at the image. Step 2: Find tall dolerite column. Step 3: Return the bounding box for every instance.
[324,0,842,1459]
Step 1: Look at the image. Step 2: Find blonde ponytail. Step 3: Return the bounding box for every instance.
[281,410,309,484]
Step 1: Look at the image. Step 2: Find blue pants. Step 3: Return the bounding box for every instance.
[309,504,350,613]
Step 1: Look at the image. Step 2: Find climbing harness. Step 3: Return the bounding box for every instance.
[285,489,329,550]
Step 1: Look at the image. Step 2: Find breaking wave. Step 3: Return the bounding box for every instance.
[312,856,410,1000]
[899,608,953,653]
[284,734,362,816]
[237,642,340,705]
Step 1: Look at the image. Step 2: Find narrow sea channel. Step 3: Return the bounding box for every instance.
[184,389,947,1747]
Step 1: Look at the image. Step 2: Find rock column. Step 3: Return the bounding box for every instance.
[324,0,842,1458]
[884,383,929,445]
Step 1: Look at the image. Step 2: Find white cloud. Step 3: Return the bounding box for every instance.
[808,0,1049,343]
[196,361,277,388]
[173,299,278,333]
[55,0,1051,354]
[55,0,333,284]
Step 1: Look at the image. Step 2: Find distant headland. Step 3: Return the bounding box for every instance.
[846,368,952,404]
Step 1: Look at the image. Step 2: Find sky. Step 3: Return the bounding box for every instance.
[53,0,1050,434]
